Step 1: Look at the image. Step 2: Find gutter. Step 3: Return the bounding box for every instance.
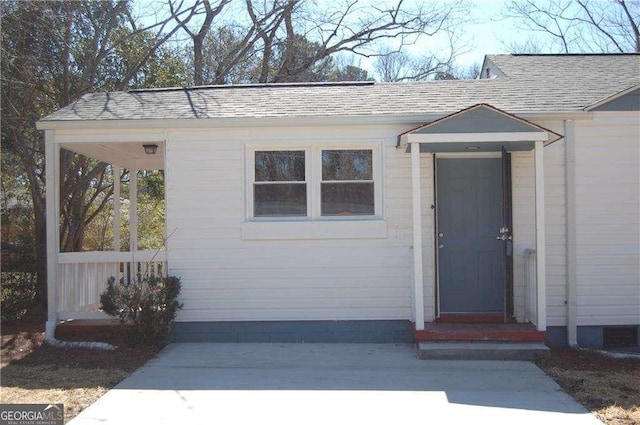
[35,111,594,132]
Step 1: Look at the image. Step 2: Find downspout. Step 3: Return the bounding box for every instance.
[564,119,578,346]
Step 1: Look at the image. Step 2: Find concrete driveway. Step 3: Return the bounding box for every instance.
[69,343,601,425]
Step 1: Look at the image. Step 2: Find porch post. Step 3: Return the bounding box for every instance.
[411,142,425,331]
[113,165,121,251]
[44,130,60,341]
[534,140,547,332]
[130,168,138,252]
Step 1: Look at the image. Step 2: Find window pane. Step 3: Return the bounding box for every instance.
[254,183,307,216]
[322,150,372,181]
[255,151,305,182]
[321,183,374,216]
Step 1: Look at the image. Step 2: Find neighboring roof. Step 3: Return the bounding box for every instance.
[40,54,640,124]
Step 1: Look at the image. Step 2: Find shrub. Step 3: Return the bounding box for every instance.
[1,272,37,321]
[100,275,183,344]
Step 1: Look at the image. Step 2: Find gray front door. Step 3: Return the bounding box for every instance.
[437,158,504,314]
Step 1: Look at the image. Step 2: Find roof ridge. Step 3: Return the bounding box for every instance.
[128,80,375,93]
[495,53,640,57]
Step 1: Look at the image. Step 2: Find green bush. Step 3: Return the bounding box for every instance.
[1,272,37,321]
[100,275,183,344]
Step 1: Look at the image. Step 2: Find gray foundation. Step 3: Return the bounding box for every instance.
[170,320,414,343]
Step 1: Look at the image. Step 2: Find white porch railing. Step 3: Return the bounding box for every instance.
[57,250,167,319]
[524,249,537,325]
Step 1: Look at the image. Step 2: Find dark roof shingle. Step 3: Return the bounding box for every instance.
[40,54,640,122]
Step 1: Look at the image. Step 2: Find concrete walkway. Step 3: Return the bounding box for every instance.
[69,343,602,425]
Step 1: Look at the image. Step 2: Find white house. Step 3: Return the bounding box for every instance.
[37,54,640,349]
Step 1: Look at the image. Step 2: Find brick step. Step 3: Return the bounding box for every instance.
[414,323,546,343]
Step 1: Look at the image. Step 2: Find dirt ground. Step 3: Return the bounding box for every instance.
[536,348,640,425]
[0,317,162,423]
[1,318,639,425]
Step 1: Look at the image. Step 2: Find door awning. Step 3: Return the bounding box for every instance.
[398,104,563,153]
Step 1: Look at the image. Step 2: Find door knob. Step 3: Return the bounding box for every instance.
[438,244,445,249]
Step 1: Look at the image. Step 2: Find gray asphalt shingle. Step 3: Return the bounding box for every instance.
[40,54,640,122]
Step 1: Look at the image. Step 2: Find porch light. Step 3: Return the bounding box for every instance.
[465,146,480,150]
[143,144,158,155]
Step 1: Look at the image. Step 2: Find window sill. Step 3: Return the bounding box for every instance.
[241,219,388,240]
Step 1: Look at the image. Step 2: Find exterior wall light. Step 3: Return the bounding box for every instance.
[143,144,158,155]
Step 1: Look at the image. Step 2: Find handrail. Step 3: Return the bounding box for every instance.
[58,250,167,264]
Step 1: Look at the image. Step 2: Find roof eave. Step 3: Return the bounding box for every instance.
[36,110,594,132]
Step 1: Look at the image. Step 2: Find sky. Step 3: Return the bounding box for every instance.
[134,0,555,75]
[401,0,532,68]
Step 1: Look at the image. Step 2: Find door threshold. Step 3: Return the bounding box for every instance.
[436,314,507,324]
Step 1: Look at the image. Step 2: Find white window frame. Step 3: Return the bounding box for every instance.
[248,147,310,220]
[245,142,383,222]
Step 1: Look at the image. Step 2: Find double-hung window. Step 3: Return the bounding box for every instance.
[253,150,307,217]
[248,144,381,220]
[320,150,374,216]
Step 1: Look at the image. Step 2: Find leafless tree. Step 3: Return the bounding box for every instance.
[506,0,640,53]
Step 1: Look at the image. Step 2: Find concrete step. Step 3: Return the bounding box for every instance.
[417,342,550,361]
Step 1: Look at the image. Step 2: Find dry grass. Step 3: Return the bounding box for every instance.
[0,317,162,423]
[536,348,640,425]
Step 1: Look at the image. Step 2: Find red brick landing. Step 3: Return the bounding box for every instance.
[414,322,546,343]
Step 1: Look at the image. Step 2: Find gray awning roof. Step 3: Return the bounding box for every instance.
[398,104,563,152]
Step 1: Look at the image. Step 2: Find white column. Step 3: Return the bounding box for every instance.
[113,166,121,252]
[534,140,547,332]
[564,120,578,345]
[411,142,425,331]
[130,168,138,252]
[45,130,60,341]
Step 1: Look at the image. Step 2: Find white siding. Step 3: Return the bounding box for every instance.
[512,120,567,326]
[165,125,418,322]
[573,113,640,326]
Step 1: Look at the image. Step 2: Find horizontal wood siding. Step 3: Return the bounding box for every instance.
[574,113,640,326]
[165,125,417,322]
[512,120,567,327]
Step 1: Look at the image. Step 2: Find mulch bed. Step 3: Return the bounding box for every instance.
[536,347,640,425]
[0,316,163,423]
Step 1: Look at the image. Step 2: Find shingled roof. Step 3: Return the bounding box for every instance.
[40,54,640,123]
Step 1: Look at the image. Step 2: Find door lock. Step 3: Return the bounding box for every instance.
[496,226,512,241]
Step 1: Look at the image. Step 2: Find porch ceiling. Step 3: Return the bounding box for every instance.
[59,141,165,170]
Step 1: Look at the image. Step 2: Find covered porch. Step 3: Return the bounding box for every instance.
[400,104,562,335]
[40,127,167,338]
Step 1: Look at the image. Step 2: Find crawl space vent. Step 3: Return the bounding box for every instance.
[603,327,638,348]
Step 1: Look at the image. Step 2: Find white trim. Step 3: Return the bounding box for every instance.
[36,112,594,131]
[406,131,549,144]
[245,143,383,222]
[435,152,501,159]
[534,140,546,332]
[241,219,387,240]
[58,250,167,264]
[411,143,425,330]
[130,168,138,252]
[564,120,578,345]
[45,130,60,331]
[433,154,441,319]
